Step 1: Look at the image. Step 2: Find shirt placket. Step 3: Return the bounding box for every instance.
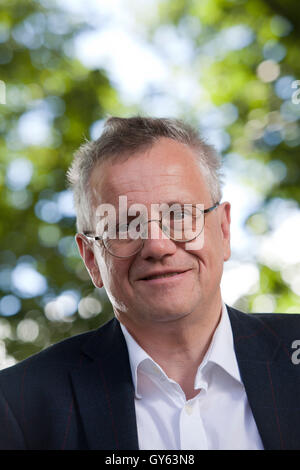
[149,362,209,450]
[179,389,208,450]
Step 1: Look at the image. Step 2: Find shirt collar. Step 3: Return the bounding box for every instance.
[120,302,242,399]
[194,303,242,386]
[120,322,150,399]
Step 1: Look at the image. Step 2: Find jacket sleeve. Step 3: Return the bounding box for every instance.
[0,384,27,450]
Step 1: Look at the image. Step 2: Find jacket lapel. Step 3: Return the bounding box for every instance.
[227,306,299,450]
[70,318,139,450]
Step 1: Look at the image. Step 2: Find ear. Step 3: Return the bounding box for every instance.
[75,234,103,288]
[219,202,231,262]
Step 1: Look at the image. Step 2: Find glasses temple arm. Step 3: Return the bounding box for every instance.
[203,202,220,214]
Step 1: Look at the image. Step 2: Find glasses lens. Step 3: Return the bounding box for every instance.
[104,236,143,258]
[101,206,205,256]
[164,206,204,241]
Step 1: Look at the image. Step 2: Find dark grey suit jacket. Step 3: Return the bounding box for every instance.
[0,306,300,450]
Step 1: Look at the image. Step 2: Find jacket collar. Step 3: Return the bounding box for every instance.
[227,306,298,450]
[70,318,139,450]
[227,306,282,362]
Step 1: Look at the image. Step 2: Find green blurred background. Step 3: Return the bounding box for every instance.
[0,0,300,367]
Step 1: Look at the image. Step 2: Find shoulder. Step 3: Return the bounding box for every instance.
[0,318,116,385]
[251,312,300,325]
[227,305,300,345]
[242,309,300,330]
[0,330,90,379]
[251,312,300,343]
[228,305,300,326]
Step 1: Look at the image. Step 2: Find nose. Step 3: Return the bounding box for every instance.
[139,220,177,260]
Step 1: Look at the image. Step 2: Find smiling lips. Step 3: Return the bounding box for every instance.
[139,269,190,281]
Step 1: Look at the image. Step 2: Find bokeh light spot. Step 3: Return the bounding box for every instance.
[0,295,21,317]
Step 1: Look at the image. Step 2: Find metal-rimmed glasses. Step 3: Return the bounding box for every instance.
[82,202,220,259]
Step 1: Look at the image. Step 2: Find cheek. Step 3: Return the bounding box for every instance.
[186,232,223,271]
[95,249,131,291]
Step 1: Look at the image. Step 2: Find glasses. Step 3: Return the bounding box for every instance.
[83,202,219,259]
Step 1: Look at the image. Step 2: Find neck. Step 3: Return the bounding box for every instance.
[119,299,223,400]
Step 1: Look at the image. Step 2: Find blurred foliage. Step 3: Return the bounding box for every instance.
[149,0,300,201]
[0,0,123,366]
[1,0,300,367]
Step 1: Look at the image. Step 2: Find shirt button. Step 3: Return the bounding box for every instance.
[184,403,193,415]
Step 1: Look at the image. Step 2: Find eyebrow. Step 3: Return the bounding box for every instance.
[116,201,195,216]
[166,201,192,206]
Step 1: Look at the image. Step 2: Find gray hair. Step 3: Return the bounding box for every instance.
[67,116,223,233]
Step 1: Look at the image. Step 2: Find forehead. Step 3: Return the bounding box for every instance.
[90,138,211,206]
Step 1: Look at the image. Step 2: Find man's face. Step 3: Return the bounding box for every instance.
[76,138,231,329]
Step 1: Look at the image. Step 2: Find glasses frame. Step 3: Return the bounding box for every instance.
[82,202,220,259]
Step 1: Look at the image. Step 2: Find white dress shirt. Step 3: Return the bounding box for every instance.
[120,304,264,450]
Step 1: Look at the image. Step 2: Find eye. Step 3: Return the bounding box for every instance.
[172,209,192,220]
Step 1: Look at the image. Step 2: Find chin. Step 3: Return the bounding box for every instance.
[145,305,193,323]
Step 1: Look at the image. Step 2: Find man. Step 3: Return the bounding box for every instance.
[0,116,300,450]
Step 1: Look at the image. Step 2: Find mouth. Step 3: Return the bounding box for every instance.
[139,270,191,284]
[143,272,182,280]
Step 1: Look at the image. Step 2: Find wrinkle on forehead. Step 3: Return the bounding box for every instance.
[89,138,210,208]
